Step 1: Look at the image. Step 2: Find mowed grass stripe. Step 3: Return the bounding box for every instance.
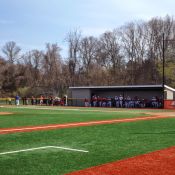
[0,117,175,174]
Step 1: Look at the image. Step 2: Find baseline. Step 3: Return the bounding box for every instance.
[0,115,174,134]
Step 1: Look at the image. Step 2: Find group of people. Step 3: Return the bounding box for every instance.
[84,95,163,108]
[28,96,66,106]
[8,95,66,106]
[8,94,162,108]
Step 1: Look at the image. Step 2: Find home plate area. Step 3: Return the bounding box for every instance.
[0,146,89,156]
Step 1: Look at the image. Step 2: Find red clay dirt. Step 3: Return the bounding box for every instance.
[0,112,13,115]
[0,115,174,134]
[65,146,175,175]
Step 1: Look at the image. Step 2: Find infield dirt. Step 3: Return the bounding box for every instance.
[65,146,175,175]
[0,112,13,115]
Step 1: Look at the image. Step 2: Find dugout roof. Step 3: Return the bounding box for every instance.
[69,85,163,91]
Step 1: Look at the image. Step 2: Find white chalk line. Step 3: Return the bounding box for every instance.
[0,115,173,134]
[0,146,89,155]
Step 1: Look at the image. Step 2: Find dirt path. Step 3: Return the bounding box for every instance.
[0,112,13,115]
[65,146,175,175]
[0,115,174,134]
[146,112,175,117]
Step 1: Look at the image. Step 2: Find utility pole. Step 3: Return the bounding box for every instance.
[162,33,165,108]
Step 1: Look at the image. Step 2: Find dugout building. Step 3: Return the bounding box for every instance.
[68,85,175,109]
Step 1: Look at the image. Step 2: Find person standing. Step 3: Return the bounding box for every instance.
[8,97,12,105]
[119,95,123,108]
[92,95,97,107]
[31,96,35,105]
[127,96,131,108]
[40,95,44,105]
[84,98,89,107]
[15,95,20,106]
[107,97,112,107]
[98,96,102,107]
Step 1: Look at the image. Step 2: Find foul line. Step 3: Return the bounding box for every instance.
[0,146,89,155]
[0,115,174,134]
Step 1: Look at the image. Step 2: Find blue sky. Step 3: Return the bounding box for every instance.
[0,0,175,57]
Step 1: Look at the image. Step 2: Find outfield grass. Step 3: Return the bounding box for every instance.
[0,117,175,175]
[0,106,149,128]
[0,106,175,175]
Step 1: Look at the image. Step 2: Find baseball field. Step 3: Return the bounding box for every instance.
[0,105,175,175]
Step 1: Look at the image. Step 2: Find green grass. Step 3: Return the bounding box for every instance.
[0,106,175,175]
[0,106,148,128]
[0,118,175,175]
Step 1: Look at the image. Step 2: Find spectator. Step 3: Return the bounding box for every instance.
[127,96,131,108]
[22,97,25,105]
[15,95,20,106]
[151,96,156,108]
[97,96,102,107]
[115,96,119,108]
[31,96,35,105]
[130,98,135,108]
[92,95,97,107]
[119,95,123,108]
[25,97,29,105]
[107,97,112,107]
[84,98,89,107]
[40,95,44,105]
[102,97,107,107]
[8,97,12,105]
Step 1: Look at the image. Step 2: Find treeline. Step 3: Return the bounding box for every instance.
[1,15,175,97]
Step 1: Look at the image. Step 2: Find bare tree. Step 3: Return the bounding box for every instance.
[42,43,63,95]
[21,50,43,86]
[1,15,175,97]
[99,30,124,84]
[65,29,81,85]
[2,41,21,63]
[119,22,148,84]
[79,36,98,73]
